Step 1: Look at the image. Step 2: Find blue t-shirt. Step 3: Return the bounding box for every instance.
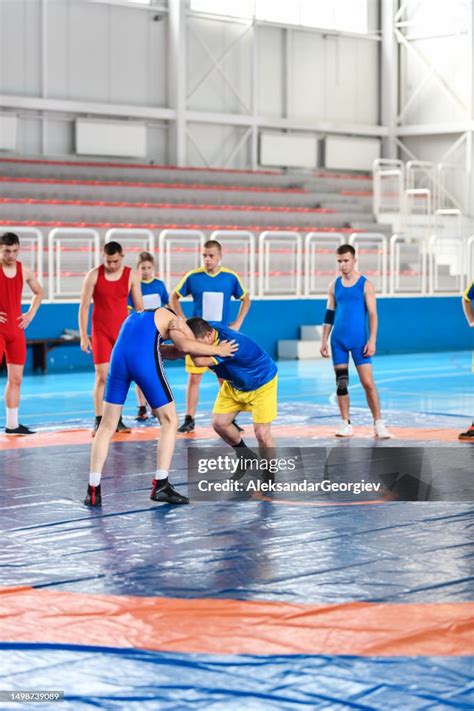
[464,281,474,302]
[128,277,169,311]
[209,324,277,392]
[175,268,246,326]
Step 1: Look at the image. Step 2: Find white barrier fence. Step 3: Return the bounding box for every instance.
[374,158,466,217]
[11,227,473,301]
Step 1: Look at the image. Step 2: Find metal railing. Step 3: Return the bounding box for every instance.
[304,232,344,296]
[158,229,205,292]
[373,159,404,215]
[258,231,302,297]
[48,228,100,300]
[104,228,155,269]
[12,226,471,302]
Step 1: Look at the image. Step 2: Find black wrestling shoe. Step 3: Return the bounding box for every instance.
[84,484,102,507]
[459,426,474,441]
[116,417,131,434]
[135,406,148,421]
[178,415,195,433]
[232,419,244,433]
[150,480,189,504]
[91,415,102,438]
[5,424,36,435]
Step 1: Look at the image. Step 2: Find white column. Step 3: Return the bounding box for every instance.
[381,0,397,159]
[168,0,187,166]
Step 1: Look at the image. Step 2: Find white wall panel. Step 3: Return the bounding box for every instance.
[0,0,41,95]
[76,119,147,158]
[260,132,317,168]
[17,117,42,155]
[324,135,380,170]
[0,115,17,150]
[256,27,283,118]
[291,32,378,124]
[187,17,253,114]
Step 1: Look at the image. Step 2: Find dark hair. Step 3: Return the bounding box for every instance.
[137,251,154,265]
[203,240,222,252]
[336,244,356,257]
[104,241,123,256]
[186,317,213,338]
[1,232,20,246]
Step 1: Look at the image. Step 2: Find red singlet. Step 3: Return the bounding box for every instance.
[91,265,131,365]
[0,261,26,366]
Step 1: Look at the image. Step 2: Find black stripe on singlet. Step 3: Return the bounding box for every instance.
[153,331,173,403]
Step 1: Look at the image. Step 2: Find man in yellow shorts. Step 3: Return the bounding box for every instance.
[185,317,277,449]
[170,240,251,433]
[459,280,474,441]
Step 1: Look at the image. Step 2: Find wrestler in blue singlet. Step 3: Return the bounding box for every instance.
[104,309,174,409]
[330,275,371,366]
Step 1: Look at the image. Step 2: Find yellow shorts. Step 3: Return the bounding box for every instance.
[213,375,278,424]
[185,354,208,375]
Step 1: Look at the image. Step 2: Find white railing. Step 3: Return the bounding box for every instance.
[406,160,436,194]
[428,233,465,294]
[11,226,471,302]
[374,158,467,218]
[105,228,155,270]
[390,234,427,295]
[349,232,388,294]
[158,229,205,292]
[48,228,100,300]
[304,232,344,296]
[436,163,464,212]
[209,230,256,297]
[404,188,431,218]
[258,231,302,297]
[373,159,404,214]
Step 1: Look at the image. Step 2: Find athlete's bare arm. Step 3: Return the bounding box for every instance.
[78,268,98,353]
[364,279,378,356]
[462,296,474,326]
[155,310,238,358]
[320,281,335,358]
[17,266,43,330]
[129,271,144,312]
[230,292,251,331]
[169,291,186,320]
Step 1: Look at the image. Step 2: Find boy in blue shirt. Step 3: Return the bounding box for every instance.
[129,251,169,420]
[170,240,251,432]
[185,317,277,449]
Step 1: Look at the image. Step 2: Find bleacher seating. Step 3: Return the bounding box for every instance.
[0,156,381,235]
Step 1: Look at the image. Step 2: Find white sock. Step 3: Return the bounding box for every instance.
[89,472,101,486]
[155,469,168,481]
[6,408,19,429]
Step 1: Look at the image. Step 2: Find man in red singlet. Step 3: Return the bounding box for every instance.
[79,241,143,435]
[0,232,43,435]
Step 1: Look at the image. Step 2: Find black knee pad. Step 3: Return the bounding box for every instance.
[336,368,349,396]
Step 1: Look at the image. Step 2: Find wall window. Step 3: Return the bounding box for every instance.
[189,0,370,34]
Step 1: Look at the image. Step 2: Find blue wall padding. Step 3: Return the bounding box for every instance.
[21,296,472,372]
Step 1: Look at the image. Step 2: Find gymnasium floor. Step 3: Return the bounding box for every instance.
[0,351,473,709]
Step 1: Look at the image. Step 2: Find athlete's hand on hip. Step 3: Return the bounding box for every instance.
[229,321,241,331]
[364,340,376,357]
[320,342,330,358]
[17,312,33,329]
[0,311,7,324]
[217,339,239,357]
[81,336,92,354]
